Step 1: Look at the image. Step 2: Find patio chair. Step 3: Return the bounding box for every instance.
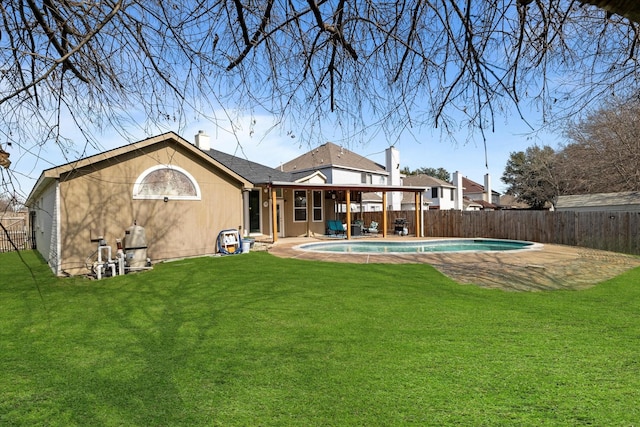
[367,221,379,234]
[326,220,346,237]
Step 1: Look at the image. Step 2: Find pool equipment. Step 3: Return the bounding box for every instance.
[88,222,152,279]
[124,223,150,270]
[92,237,125,279]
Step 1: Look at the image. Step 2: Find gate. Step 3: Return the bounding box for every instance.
[0,212,33,252]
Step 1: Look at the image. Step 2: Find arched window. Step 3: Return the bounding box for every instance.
[133,165,201,200]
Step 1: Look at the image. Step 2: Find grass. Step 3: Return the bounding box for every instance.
[1,250,640,426]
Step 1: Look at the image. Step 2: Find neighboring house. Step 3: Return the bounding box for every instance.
[399,190,432,212]
[498,194,530,210]
[462,198,485,211]
[498,194,554,210]
[280,142,396,212]
[281,141,388,185]
[27,132,426,276]
[401,174,454,210]
[555,191,640,212]
[401,172,500,211]
[460,175,500,208]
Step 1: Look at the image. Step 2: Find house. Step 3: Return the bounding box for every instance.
[555,191,640,212]
[27,132,261,275]
[280,142,399,212]
[400,174,454,210]
[27,132,427,276]
[498,194,530,210]
[274,142,425,236]
[459,175,499,209]
[401,172,500,211]
[462,198,486,211]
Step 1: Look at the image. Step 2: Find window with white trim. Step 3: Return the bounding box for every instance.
[133,165,201,200]
[294,190,307,222]
[361,173,372,184]
[312,190,322,222]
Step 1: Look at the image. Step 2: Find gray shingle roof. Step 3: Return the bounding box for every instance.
[402,174,454,188]
[280,142,385,173]
[205,148,293,184]
[556,191,640,209]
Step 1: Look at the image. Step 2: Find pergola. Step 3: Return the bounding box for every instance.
[265,182,428,242]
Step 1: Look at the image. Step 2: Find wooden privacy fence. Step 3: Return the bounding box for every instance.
[0,214,33,253]
[341,211,419,235]
[5,209,637,255]
[351,210,640,255]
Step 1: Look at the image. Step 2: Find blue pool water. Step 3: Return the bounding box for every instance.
[297,239,537,254]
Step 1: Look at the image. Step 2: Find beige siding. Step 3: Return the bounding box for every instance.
[278,188,329,237]
[57,141,243,275]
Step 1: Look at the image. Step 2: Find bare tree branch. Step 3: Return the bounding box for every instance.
[2,0,640,190]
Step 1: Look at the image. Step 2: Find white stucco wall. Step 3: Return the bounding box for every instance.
[427,187,457,210]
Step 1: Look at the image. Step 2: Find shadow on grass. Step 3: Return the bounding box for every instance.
[3,251,640,425]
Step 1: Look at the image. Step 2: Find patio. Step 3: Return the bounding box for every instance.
[265,237,640,291]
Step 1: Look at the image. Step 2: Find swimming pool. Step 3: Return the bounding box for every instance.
[296,238,540,254]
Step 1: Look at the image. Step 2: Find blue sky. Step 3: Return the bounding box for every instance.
[1,1,628,203]
[7,106,562,200]
[170,109,562,193]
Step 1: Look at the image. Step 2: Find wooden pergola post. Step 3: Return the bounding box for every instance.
[415,191,421,237]
[306,189,311,237]
[271,187,278,243]
[264,183,426,242]
[382,191,387,238]
[346,190,352,240]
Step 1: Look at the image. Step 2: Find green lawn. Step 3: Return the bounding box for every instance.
[1,250,639,426]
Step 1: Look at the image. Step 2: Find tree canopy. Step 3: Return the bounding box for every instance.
[501,97,640,207]
[560,98,640,194]
[2,0,640,197]
[401,167,451,182]
[501,145,558,209]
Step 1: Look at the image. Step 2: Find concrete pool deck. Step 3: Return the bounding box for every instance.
[264,237,640,291]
